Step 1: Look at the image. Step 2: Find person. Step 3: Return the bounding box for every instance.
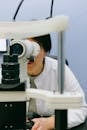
[26,34,87,130]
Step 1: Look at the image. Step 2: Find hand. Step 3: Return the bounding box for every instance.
[32,116,55,130]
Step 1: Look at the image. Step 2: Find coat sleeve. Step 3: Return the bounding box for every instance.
[65,65,87,128]
[68,106,87,128]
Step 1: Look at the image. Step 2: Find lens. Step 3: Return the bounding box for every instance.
[1,54,20,85]
[10,43,23,56]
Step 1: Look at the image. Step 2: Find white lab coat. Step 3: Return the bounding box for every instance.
[26,56,87,128]
[0,56,87,128]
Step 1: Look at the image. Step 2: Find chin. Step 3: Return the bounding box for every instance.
[28,71,35,76]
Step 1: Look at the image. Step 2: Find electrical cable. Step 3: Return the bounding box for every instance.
[13,0,25,21]
[50,0,54,18]
[12,0,54,21]
[46,0,54,19]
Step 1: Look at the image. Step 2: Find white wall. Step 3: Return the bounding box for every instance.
[53,0,87,99]
[0,0,87,99]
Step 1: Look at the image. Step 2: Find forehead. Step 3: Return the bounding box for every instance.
[27,38,37,42]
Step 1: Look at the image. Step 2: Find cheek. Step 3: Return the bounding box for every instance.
[27,51,44,71]
[27,62,36,69]
[36,54,44,64]
[27,63,35,75]
[27,58,39,71]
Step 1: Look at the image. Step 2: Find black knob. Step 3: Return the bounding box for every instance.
[26,120,34,130]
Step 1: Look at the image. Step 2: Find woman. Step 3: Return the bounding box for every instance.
[26,34,87,130]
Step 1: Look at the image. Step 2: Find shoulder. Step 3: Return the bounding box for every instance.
[45,56,57,70]
[45,56,76,79]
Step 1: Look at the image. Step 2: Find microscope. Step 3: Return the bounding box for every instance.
[0,16,83,130]
[0,39,40,129]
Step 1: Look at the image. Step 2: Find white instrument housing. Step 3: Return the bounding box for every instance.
[0,15,82,110]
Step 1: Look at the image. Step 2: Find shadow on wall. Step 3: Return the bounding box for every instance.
[49,55,69,66]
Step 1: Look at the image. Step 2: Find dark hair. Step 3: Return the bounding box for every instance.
[31,34,51,53]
